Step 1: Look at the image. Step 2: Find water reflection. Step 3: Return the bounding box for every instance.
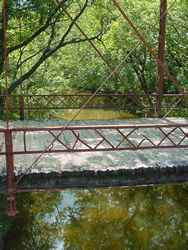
[1,184,188,249]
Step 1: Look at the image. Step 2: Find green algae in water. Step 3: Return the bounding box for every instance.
[53,109,136,120]
[1,184,188,250]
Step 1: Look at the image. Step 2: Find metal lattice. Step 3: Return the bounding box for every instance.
[1,124,188,155]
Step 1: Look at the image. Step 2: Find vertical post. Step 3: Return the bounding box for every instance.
[2,0,17,216]
[156,0,167,116]
[5,129,17,216]
[19,95,25,120]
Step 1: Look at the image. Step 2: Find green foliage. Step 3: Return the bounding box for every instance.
[0,0,187,117]
[0,0,187,94]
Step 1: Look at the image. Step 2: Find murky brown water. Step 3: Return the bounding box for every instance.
[52,109,136,120]
[1,184,188,250]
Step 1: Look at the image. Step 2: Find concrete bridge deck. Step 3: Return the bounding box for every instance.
[1,118,188,191]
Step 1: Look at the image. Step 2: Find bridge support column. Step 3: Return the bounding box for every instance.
[5,129,17,216]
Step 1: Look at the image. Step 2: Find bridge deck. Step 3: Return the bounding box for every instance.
[1,118,188,190]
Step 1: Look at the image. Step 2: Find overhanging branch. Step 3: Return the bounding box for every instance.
[8,6,61,53]
[8,0,98,93]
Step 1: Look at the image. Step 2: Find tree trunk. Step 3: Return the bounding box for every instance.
[156,0,167,116]
[0,94,5,119]
[0,0,8,119]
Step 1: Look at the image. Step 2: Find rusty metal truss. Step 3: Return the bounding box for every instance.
[1,93,188,119]
[1,94,144,111]
[1,123,188,156]
[1,94,188,216]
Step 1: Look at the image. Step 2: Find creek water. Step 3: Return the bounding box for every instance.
[1,184,188,250]
[0,110,188,250]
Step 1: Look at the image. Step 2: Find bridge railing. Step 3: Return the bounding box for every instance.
[1,93,188,120]
[1,122,188,216]
[1,123,188,156]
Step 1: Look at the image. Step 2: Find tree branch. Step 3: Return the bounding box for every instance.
[8,6,61,53]
[8,0,96,94]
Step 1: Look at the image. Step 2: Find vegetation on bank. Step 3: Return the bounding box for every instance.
[0,0,187,96]
[0,0,187,119]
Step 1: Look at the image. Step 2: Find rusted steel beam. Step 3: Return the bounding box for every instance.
[7,123,188,131]
[0,93,188,112]
[0,122,188,133]
[156,0,167,116]
[2,145,188,155]
[0,123,188,156]
[5,129,17,216]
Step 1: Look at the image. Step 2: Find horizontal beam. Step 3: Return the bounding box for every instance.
[0,123,188,155]
[0,145,187,156]
[1,123,188,132]
[1,94,187,119]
